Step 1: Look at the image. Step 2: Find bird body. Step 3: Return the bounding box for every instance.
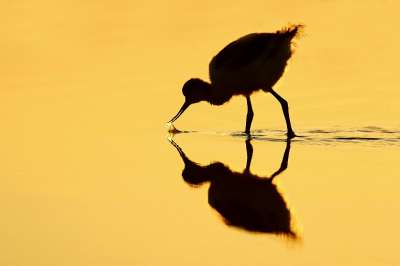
[167,23,305,138]
[209,30,297,100]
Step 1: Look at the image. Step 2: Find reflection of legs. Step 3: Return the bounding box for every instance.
[245,139,253,172]
[270,140,291,181]
[268,88,296,139]
[245,96,254,134]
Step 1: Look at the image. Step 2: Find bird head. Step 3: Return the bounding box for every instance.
[182,78,211,105]
[167,78,211,126]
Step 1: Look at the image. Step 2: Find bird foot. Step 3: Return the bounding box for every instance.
[287,131,296,139]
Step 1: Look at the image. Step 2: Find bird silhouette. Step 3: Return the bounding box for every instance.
[167,137,298,238]
[167,23,305,139]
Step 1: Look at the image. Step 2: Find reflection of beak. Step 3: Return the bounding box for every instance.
[167,136,185,157]
[167,101,190,125]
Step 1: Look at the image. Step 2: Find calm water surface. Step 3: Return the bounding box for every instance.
[1,1,400,265]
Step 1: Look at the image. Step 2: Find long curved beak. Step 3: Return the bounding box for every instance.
[167,101,190,125]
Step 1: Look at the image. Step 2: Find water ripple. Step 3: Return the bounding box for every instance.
[214,126,400,147]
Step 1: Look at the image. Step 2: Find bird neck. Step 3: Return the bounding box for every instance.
[201,81,228,106]
[193,79,228,106]
[209,85,231,106]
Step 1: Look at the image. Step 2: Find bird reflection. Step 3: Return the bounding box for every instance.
[168,137,298,239]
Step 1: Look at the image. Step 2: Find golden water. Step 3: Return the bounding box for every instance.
[1,1,400,265]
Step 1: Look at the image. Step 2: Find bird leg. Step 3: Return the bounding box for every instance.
[268,88,296,139]
[269,140,291,182]
[245,96,254,134]
[244,139,253,172]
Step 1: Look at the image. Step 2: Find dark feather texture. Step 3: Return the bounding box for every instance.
[215,24,304,69]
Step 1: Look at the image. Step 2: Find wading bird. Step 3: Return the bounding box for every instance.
[167,23,305,138]
[167,137,298,238]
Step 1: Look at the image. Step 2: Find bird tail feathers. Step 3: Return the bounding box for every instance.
[278,23,306,40]
[277,23,305,51]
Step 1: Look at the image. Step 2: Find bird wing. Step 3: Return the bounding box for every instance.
[214,33,279,69]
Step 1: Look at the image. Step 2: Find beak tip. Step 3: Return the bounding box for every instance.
[167,101,190,125]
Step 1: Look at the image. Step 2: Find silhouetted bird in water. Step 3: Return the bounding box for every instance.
[168,137,298,238]
[167,23,305,139]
